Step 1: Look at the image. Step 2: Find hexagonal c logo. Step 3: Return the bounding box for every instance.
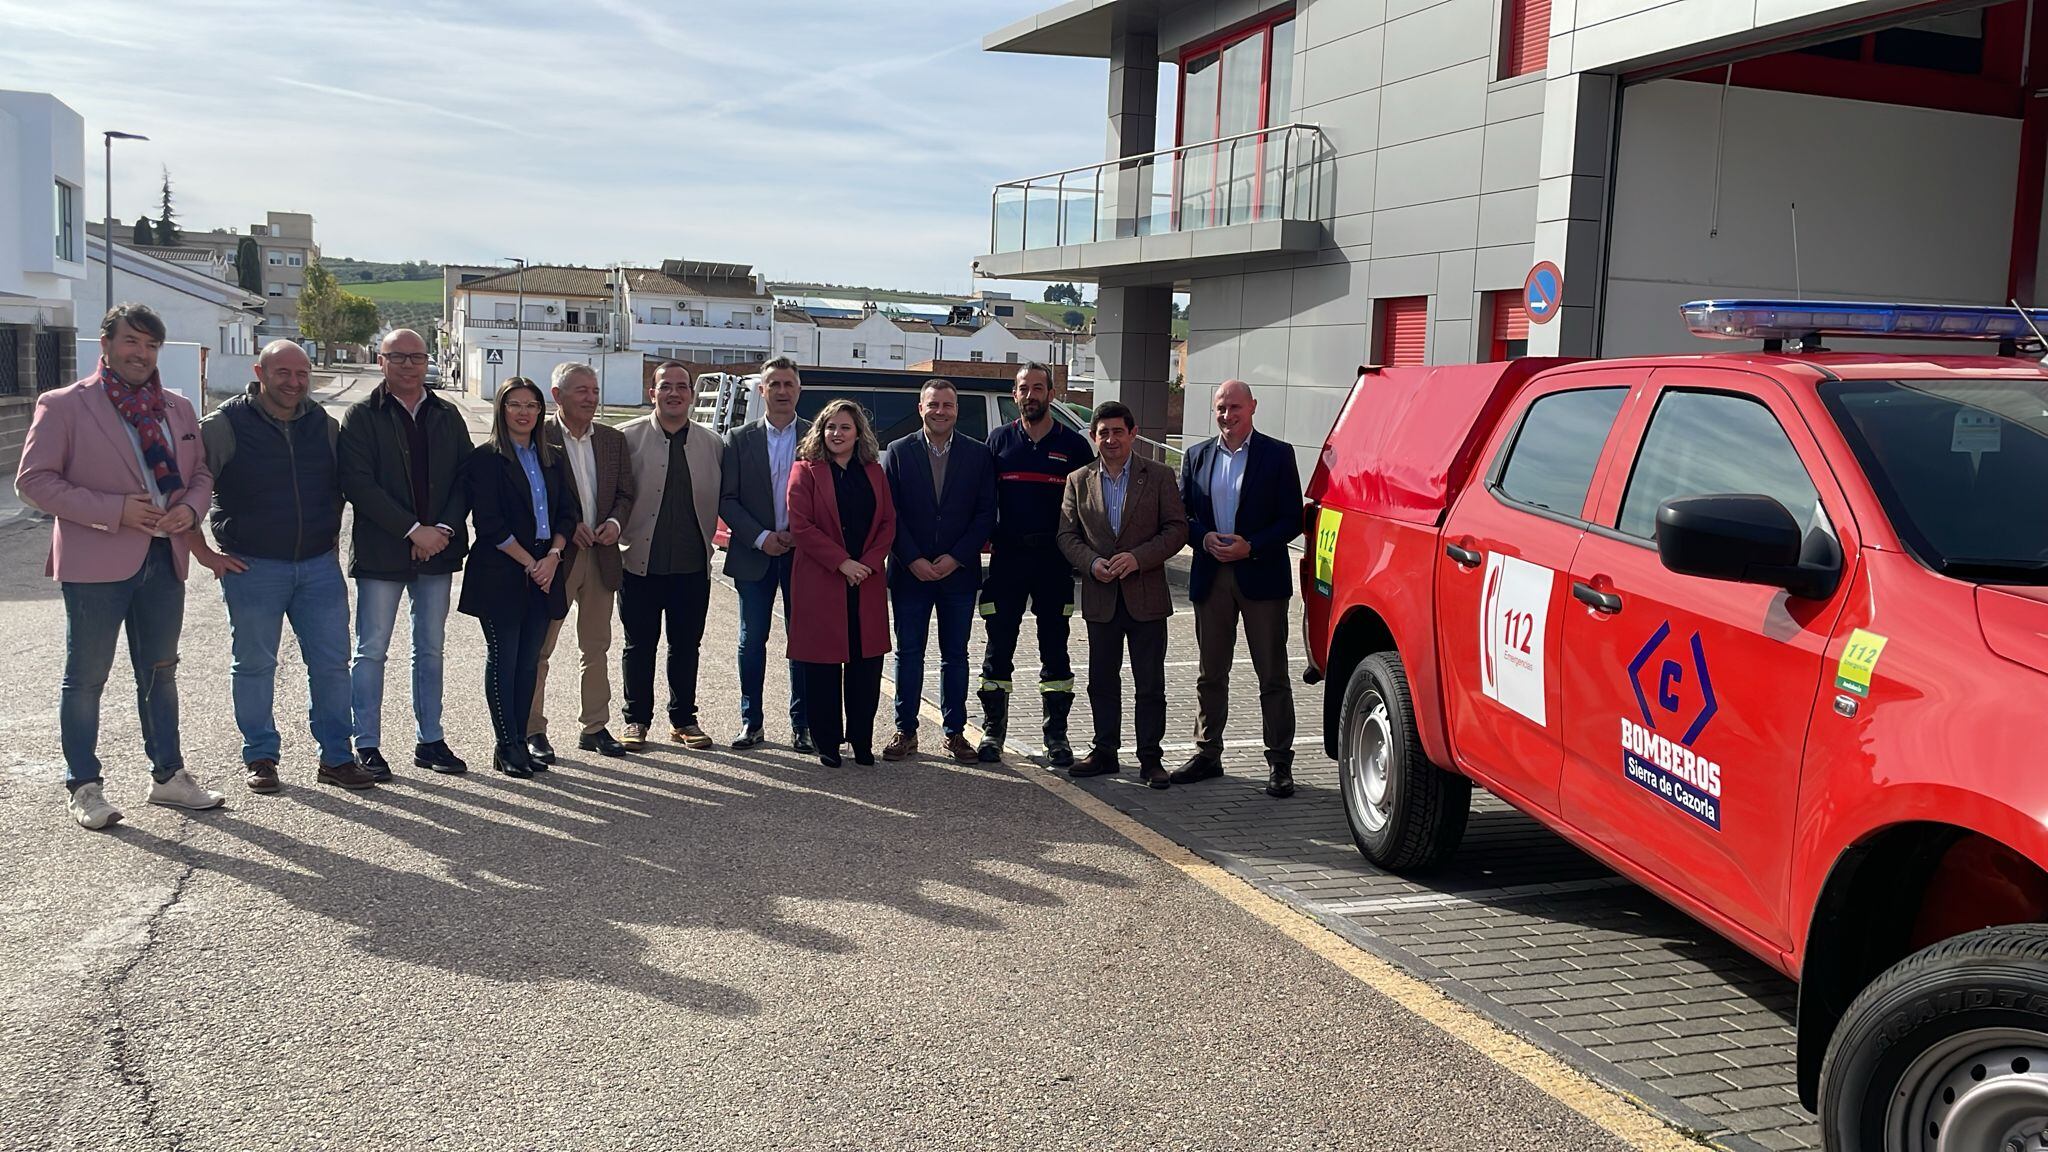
[1627,621,1718,746]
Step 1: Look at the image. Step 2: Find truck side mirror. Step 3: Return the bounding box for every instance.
[1656,494,1840,600]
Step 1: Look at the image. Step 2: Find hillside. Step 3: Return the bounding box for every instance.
[352,277,443,338]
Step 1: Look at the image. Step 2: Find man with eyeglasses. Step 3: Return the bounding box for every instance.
[336,328,475,779]
[615,361,722,751]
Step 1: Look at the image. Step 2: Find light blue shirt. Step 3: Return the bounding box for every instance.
[758,418,800,547]
[1102,462,1131,538]
[1209,436,1250,537]
[514,441,549,544]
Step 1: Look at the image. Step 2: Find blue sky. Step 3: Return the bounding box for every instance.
[0,1,1130,292]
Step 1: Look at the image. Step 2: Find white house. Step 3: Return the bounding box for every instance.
[84,233,266,398]
[773,305,1096,379]
[447,265,637,403]
[622,260,774,366]
[0,90,85,472]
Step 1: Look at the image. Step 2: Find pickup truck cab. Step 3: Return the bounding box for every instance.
[1301,301,2048,1151]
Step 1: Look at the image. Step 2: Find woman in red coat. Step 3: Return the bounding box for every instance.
[787,399,897,767]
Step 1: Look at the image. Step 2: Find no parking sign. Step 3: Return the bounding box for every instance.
[1524,261,1563,326]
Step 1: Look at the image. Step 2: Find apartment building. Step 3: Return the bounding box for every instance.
[0,90,85,473]
[622,260,775,366]
[976,0,2048,466]
[774,304,1097,378]
[447,264,639,402]
[176,211,319,339]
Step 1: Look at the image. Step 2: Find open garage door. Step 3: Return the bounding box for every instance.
[1600,2,2048,355]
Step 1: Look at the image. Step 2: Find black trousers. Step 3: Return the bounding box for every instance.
[1086,593,1168,766]
[619,569,711,728]
[479,594,550,753]
[801,656,883,757]
[977,546,1075,697]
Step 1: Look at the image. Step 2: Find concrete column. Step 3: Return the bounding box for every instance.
[1104,24,1159,241]
[1094,283,1175,436]
[1528,73,1618,358]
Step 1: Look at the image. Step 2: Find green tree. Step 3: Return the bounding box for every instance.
[298,259,381,364]
[1062,309,1086,330]
[236,236,262,295]
[154,166,180,245]
[1042,282,1083,307]
[131,216,155,245]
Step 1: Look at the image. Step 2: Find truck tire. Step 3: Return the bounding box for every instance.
[1336,651,1469,872]
[1819,923,2048,1151]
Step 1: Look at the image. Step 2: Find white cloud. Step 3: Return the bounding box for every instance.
[0,0,1111,288]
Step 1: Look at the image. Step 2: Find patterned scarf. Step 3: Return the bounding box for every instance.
[98,358,182,497]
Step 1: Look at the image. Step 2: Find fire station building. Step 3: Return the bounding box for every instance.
[974,0,2046,463]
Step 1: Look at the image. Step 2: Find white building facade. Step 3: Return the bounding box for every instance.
[447,265,643,406]
[0,90,85,472]
[774,307,1097,378]
[976,0,2048,467]
[84,234,265,398]
[623,260,774,365]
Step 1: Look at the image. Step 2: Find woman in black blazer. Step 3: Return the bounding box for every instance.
[459,377,578,777]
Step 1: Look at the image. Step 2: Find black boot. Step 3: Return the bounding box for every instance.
[976,688,1009,763]
[1042,691,1075,768]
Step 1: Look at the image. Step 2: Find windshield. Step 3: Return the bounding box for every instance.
[1821,378,2048,582]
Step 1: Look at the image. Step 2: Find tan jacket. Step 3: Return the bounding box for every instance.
[543,415,635,591]
[1057,454,1188,623]
[618,414,721,578]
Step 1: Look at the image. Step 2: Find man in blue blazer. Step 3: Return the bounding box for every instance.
[1176,379,1305,798]
[881,379,997,763]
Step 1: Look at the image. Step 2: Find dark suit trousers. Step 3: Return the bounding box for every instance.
[619,570,710,728]
[1194,564,1295,766]
[802,657,883,757]
[1086,589,1168,766]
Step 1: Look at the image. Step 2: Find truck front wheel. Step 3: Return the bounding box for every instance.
[1337,651,1469,872]
[1820,924,2048,1151]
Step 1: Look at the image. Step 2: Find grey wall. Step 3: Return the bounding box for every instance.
[1175,0,1546,467]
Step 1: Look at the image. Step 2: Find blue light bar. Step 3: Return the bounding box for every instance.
[1682,299,2048,342]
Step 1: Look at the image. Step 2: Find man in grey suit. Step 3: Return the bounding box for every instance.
[718,356,812,751]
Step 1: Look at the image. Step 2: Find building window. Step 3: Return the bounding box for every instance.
[267,282,285,297]
[1178,12,1296,227]
[1502,0,1551,78]
[969,350,985,362]
[1376,297,1428,367]
[285,284,301,298]
[1005,351,1019,364]
[267,251,284,266]
[889,344,905,360]
[52,181,76,262]
[852,343,868,360]
[783,335,799,352]
[495,302,516,321]
[286,253,304,267]
[995,304,1014,316]
[650,306,672,324]
[1488,292,1531,360]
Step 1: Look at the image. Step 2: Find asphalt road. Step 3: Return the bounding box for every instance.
[0,378,1655,1151]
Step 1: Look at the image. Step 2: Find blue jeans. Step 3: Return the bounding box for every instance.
[734,553,807,733]
[221,551,353,766]
[351,574,451,749]
[892,578,976,735]
[59,537,185,790]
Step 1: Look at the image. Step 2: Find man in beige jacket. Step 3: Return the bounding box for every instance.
[616,361,722,750]
[1056,401,1188,789]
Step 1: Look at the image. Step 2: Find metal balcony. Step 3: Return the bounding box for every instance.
[978,123,1328,280]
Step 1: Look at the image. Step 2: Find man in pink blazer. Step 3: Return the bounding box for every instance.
[15,304,226,830]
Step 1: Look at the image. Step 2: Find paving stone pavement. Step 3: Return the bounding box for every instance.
[919,585,1817,1152]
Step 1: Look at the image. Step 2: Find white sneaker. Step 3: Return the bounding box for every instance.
[146,769,225,811]
[67,782,122,830]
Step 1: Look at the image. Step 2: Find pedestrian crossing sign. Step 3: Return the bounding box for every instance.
[1314,508,1342,595]
[486,349,505,364]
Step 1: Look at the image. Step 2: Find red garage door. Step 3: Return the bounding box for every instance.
[1380,297,1429,367]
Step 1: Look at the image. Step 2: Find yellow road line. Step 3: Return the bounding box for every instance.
[931,702,1720,1152]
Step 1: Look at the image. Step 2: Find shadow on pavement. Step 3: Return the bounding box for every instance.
[113,741,1141,1018]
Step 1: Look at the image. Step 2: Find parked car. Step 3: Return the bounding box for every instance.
[423,361,444,389]
[1301,299,2048,1150]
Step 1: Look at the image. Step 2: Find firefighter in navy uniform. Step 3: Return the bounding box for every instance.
[978,362,1094,766]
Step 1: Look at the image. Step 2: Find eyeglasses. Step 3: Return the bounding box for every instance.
[381,352,429,366]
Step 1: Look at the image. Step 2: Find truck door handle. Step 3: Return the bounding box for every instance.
[1572,582,1622,613]
[1445,544,1482,567]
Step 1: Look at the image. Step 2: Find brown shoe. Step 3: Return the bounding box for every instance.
[317,760,378,791]
[944,733,979,763]
[671,723,713,749]
[883,730,918,761]
[245,759,280,794]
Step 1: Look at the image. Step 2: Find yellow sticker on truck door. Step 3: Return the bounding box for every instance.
[1835,629,1889,698]
[1314,508,1342,595]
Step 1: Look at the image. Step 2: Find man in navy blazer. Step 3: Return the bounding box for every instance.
[881,379,997,763]
[1176,379,1305,798]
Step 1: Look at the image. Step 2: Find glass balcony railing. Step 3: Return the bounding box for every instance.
[989,123,1327,255]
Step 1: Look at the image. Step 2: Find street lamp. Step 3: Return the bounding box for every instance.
[506,256,526,378]
[102,130,148,317]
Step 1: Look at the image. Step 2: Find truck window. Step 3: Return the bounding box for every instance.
[1494,388,1628,518]
[1617,390,1821,540]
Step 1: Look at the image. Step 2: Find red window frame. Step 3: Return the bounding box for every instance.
[1175,10,1296,228]
[1488,292,1531,361]
[1502,0,1551,79]
[1378,297,1429,368]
